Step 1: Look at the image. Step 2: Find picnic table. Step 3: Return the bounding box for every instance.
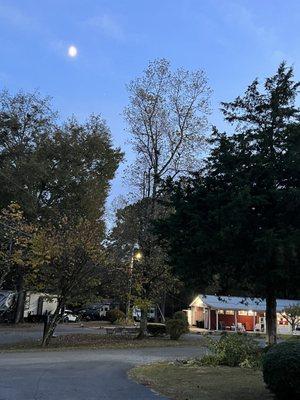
[105,326,138,336]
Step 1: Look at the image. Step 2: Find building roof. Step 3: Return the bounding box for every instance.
[190,294,300,312]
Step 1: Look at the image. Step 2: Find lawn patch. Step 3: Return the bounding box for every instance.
[0,333,206,352]
[129,363,273,400]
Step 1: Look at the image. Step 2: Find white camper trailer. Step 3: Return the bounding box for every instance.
[0,291,58,322]
[23,292,58,320]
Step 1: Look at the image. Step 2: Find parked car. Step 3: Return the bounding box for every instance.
[78,302,112,321]
[63,309,78,323]
[78,305,100,321]
[292,324,300,335]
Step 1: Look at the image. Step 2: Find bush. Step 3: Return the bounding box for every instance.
[166,319,188,340]
[106,309,125,324]
[147,323,166,336]
[198,354,221,367]
[173,311,189,331]
[262,340,300,399]
[207,333,261,368]
[173,311,188,322]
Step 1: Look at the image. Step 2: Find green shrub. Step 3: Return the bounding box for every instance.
[115,317,128,326]
[173,311,188,321]
[198,354,221,367]
[147,323,166,336]
[262,340,300,399]
[173,311,189,330]
[207,333,261,367]
[106,309,125,324]
[166,319,188,340]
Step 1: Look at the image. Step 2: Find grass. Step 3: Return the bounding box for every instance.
[129,363,273,400]
[0,333,205,352]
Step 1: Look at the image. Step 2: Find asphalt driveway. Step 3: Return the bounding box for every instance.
[0,346,207,399]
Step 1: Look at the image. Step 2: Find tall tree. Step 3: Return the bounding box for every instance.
[219,62,300,344]
[158,63,300,345]
[123,59,210,336]
[0,89,123,322]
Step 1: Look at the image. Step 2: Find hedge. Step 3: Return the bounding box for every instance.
[147,323,166,336]
[106,309,125,324]
[262,340,300,398]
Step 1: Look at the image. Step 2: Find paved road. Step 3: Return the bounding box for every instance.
[0,346,207,400]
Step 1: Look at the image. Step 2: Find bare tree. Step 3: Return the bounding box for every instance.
[122,59,210,337]
[124,58,211,199]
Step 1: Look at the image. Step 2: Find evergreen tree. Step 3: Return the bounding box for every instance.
[158,63,300,344]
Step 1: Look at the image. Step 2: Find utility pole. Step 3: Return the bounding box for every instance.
[125,243,142,321]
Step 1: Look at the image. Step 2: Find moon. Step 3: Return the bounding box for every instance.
[68,45,78,58]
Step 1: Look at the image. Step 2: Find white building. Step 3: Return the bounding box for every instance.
[188,294,300,334]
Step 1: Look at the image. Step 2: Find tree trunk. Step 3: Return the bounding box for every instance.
[291,320,295,333]
[137,308,147,339]
[41,301,63,347]
[160,292,166,322]
[266,293,277,345]
[14,289,25,324]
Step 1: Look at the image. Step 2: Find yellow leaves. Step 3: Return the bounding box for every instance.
[0,202,35,283]
[134,298,152,310]
[31,217,104,272]
[1,202,23,222]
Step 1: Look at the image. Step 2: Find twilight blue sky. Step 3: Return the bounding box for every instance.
[0,0,299,206]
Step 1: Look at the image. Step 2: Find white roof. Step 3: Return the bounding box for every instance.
[190,294,300,312]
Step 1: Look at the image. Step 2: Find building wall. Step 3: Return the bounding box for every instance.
[194,308,260,331]
[191,306,203,325]
[237,315,255,331]
[189,295,299,334]
[210,310,216,330]
[217,313,235,329]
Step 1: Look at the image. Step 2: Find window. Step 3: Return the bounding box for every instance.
[225,310,234,315]
[238,310,255,316]
[217,310,224,314]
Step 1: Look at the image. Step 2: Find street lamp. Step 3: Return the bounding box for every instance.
[126,244,142,320]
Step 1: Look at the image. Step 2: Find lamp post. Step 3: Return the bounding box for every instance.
[126,244,142,320]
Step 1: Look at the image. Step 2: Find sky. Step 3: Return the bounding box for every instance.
[0,0,299,210]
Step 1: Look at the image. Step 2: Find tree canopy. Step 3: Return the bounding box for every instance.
[0,90,123,223]
[124,58,210,198]
[32,217,105,345]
